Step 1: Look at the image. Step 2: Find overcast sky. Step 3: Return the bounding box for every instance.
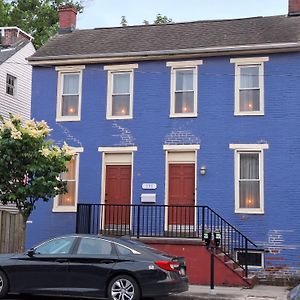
[77,0,288,29]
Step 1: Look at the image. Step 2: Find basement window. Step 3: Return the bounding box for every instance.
[235,249,264,268]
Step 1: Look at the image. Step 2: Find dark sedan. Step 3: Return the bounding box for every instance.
[0,234,188,300]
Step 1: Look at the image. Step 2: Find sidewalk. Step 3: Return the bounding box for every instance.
[167,285,289,300]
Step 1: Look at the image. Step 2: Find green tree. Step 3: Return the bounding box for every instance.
[0,114,73,251]
[153,13,173,24]
[0,0,85,48]
[0,0,12,25]
[120,15,127,27]
[143,13,173,25]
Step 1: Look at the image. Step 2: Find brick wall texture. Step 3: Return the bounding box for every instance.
[29,53,300,281]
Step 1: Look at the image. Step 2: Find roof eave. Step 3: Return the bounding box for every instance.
[27,41,300,66]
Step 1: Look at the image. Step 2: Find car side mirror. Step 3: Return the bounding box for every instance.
[27,249,35,257]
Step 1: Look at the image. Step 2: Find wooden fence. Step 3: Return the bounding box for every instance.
[0,210,24,253]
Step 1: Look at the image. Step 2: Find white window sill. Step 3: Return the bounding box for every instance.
[235,209,264,214]
[56,117,81,122]
[234,112,264,116]
[169,113,198,118]
[106,115,133,120]
[52,207,77,213]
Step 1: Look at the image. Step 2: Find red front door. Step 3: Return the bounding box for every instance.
[104,165,131,228]
[168,164,195,227]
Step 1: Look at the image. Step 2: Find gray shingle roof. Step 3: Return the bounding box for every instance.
[0,40,30,65]
[29,15,300,61]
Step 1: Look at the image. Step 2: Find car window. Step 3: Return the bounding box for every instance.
[35,237,76,255]
[77,238,113,255]
[115,244,133,256]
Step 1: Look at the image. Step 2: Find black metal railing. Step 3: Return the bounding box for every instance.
[76,203,256,277]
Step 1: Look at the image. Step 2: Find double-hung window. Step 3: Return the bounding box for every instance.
[230,144,268,214]
[231,57,268,115]
[104,64,138,119]
[53,147,83,212]
[6,74,17,97]
[167,60,202,117]
[56,66,85,121]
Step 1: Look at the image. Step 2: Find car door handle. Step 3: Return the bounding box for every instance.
[56,259,68,263]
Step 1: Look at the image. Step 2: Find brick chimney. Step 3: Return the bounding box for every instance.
[58,6,77,33]
[0,27,32,47]
[289,0,300,16]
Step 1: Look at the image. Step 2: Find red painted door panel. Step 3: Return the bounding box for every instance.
[168,164,195,226]
[105,165,131,226]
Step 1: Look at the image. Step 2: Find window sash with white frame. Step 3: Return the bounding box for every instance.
[230,57,269,116]
[230,144,268,214]
[167,61,202,118]
[56,66,85,122]
[53,148,83,212]
[104,64,138,119]
[6,74,16,97]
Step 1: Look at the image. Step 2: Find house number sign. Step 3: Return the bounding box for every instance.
[142,183,157,190]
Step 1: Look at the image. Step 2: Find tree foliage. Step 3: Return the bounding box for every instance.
[0,0,85,48]
[122,14,173,26]
[0,114,73,221]
[120,15,128,27]
[143,13,173,25]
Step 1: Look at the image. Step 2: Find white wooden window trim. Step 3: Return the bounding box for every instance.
[163,144,200,151]
[98,146,137,152]
[52,147,83,213]
[56,65,85,122]
[167,61,202,118]
[230,144,268,214]
[230,57,269,116]
[6,73,17,98]
[105,64,138,120]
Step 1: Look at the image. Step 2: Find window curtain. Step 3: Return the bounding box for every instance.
[239,153,260,208]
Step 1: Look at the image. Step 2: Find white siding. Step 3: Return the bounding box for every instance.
[0,42,35,120]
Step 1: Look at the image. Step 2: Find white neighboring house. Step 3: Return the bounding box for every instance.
[0,27,35,213]
[0,27,35,121]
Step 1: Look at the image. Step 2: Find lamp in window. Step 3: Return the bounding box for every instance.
[69,107,75,114]
[200,166,206,175]
[246,198,254,207]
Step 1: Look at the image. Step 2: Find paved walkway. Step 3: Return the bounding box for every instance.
[168,285,289,300]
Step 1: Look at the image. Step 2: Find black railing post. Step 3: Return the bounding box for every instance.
[202,206,205,240]
[137,205,140,239]
[245,239,248,278]
[87,204,92,234]
[75,204,80,233]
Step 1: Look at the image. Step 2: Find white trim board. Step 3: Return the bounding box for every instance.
[98,146,137,152]
[163,144,200,151]
[229,144,269,150]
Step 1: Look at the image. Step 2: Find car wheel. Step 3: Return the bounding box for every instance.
[0,270,9,299]
[108,275,140,300]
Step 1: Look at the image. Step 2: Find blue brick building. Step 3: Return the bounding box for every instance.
[27,1,300,282]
